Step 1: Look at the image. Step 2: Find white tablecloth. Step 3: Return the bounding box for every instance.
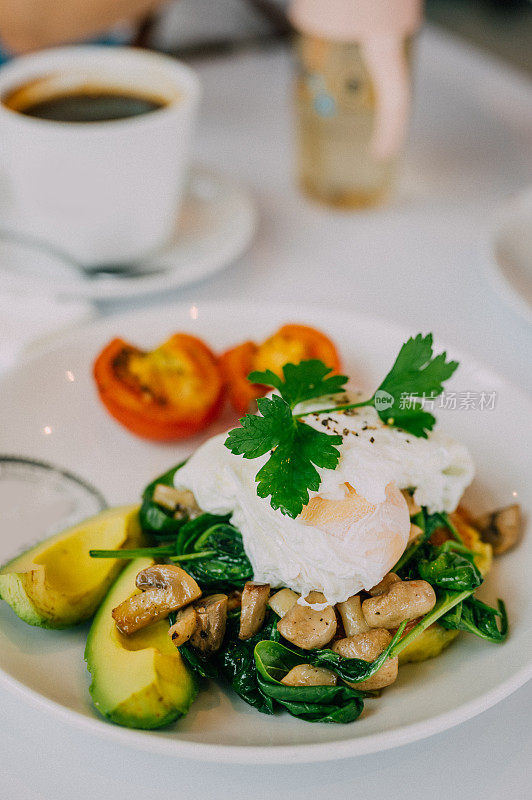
[1,26,531,799]
[0,293,91,373]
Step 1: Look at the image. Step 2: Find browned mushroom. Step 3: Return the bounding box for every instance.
[362,580,436,629]
[168,605,198,647]
[368,572,401,597]
[190,593,228,653]
[281,664,337,687]
[226,589,242,613]
[239,581,270,640]
[332,629,398,690]
[401,489,421,517]
[408,523,423,544]
[112,564,201,635]
[152,485,200,520]
[474,504,522,555]
[268,588,300,618]
[336,595,370,636]
[277,591,337,650]
[152,484,183,512]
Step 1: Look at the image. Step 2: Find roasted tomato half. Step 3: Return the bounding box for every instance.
[220,324,341,414]
[93,333,224,440]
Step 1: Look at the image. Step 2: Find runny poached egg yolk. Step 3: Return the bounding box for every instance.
[299,481,409,567]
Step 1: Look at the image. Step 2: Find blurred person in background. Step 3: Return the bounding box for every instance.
[0,1,528,71]
[0,0,290,63]
[0,0,170,59]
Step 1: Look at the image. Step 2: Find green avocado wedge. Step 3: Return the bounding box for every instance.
[85,557,197,730]
[0,505,141,629]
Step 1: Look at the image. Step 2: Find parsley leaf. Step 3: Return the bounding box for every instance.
[376,334,458,436]
[225,395,292,459]
[225,362,345,517]
[249,360,348,409]
[380,405,437,439]
[224,333,460,516]
[256,423,342,517]
[225,387,343,518]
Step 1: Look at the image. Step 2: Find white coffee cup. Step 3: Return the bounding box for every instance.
[0,46,201,266]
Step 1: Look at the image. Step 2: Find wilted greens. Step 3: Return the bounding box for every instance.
[91,465,252,591]
[172,522,252,590]
[393,508,462,573]
[253,623,406,723]
[254,641,365,723]
[138,462,188,537]
[397,538,482,592]
[440,596,508,643]
[91,464,510,727]
[180,611,280,714]
[393,531,507,647]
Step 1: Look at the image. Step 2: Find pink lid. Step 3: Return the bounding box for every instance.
[289,0,423,41]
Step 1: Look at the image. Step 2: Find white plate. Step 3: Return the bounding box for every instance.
[485,186,532,325]
[0,302,530,763]
[0,167,256,301]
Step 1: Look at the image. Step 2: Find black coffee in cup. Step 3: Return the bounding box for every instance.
[0,46,199,265]
[3,81,166,122]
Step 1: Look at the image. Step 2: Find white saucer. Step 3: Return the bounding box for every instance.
[0,166,256,301]
[486,186,532,324]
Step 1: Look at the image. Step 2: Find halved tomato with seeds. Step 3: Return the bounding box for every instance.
[220,324,341,414]
[93,334,224,440]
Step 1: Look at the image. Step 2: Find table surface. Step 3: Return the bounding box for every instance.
[426,0,532,74]
[2,26,532,799]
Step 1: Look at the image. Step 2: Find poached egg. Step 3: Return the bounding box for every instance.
[175,395,474,605]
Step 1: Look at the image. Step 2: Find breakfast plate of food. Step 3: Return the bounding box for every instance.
[0,302,529,763]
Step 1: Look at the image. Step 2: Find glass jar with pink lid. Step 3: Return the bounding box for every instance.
[289,0,423,208]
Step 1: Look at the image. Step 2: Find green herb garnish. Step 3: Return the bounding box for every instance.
[225,334,459,517]
[225,374,344,518]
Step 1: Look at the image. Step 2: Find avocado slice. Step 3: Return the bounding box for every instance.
[85,557,197,729]
[0,505,141,629]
